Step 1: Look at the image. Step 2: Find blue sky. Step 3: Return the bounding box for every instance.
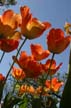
[0,0,71,76]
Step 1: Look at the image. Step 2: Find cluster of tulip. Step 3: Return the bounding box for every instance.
[0,5,71,108]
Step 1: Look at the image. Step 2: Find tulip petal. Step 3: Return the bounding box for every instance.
[1,10,21,29]
[31,44,50,60]
[0,39,19,52]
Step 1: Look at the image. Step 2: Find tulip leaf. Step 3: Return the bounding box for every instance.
[19,97,28,108]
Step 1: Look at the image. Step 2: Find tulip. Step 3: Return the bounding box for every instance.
[47,28,71,54]
[20,6,51,39]
[1,9,21,29]
[11,67,26,80]
[42,59,62,75]
[0,73,5,82]
[64,22,71,35]
[0,73,5,101]
[45,77,64,92]
[19,85,35,95]
[30,44,50,61]
[13,51,44,78]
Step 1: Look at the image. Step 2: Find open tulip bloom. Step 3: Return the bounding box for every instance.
[20,6,51,39]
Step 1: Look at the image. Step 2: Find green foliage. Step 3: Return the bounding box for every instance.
[2,93,22,108]
[19,97,28,108]
[0,0,17,6]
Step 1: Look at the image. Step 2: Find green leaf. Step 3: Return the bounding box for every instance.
[19,97,28,108]
[19,102,27,108]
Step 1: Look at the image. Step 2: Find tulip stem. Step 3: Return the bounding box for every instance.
[44,53,55,92]
[51,91,61,99]
[0,51,5,63]
[5,37,27,82]
[47,53,55,77]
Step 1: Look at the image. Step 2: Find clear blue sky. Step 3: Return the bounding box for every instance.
[0,0,71,76]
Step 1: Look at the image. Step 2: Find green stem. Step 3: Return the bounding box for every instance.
[51,92,61,99]
[0,51,5,63]
[47,53,55,77]
[46,53,55,93]
[5,37,27,82]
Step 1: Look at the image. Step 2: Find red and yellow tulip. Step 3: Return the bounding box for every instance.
[11,67,25,80]
[45,77,64,92]
[20,6,51,39]
[47,28,71,54]
[42,59,62,75]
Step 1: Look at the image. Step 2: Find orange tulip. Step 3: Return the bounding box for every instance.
[20,5,51,39]
[45,77,64,92]
[47,28,71,54]
[35,86,42,94]
[19,85,27,94]
[0,19,21,52]
[0,39,19,52]
[36,86,50,96]
[18,51,34,69]
[1,9,21,29]
[42,59,62,75]
[64,22,71,35]
[11,67,26,80]
[13,51,44,78]
[25,60,43,78]
[30,44,50,61]
[0,73,5,81]
[19,85,35,95]
[27,86,35,94]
